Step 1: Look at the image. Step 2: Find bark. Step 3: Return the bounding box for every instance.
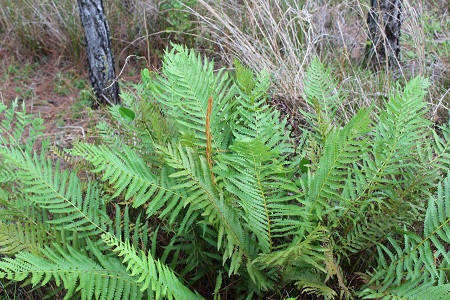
[77,0,120,107]
[364,0,403,69]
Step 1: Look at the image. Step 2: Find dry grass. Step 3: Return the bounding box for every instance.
[192,0,449,123]
[193,0,314,104]
[0,0,448,124]
[0,0,161,67]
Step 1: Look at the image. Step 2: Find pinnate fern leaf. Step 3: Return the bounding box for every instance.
[159,142,247,274]
[102,232,202,300]
[69,142,181,217]
[359,173,450,298]
[151,44,234,150]
[302,57,343,137]
[0,243,143,300]
[0,145,108,239]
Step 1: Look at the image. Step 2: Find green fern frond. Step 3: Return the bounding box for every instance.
[69,142,181,217]
[364,77,431,200]
[0,144,108,239]
[0,103,106,241]
[150,44,234,150]
[302,57,343,138]
[0,221,43,255]
[234,59,256,94]
[102,232,202,300]
[0,243,144,300]
[0,100,45,153]
[336,216,395,258]
[159,142,247,274]
[359,173,450,298]
[392,283,450,300]
[215,63,306,253]
[294,271,337,300]
[329,77,434,264]
[215,138,306,253]
[255,225,328,272]
[302,107,372,221]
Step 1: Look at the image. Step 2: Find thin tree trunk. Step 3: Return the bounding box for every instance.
[364,0,403,69]
[77,0,120,107]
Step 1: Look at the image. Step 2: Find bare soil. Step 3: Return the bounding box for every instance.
[0,52,144,148]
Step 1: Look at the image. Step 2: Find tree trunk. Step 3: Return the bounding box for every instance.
[364,0,403,69]
[77,0,120,107]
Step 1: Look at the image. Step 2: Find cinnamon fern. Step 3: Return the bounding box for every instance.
[1,46,450,299]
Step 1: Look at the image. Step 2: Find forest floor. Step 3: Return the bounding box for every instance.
[0,51,148,148]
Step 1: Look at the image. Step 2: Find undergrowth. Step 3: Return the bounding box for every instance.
[1,45,450,299]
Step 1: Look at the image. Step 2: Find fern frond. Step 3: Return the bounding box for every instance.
[331,77,434,263]
[102,232,202,300]
[302,107,372,221]
[255,225,328,272]
[302,57,343,138]
[0,145,108,239]
[159,142,247,274]
[69,142,181,217]
[215,63,308,253]
[294,271,337,300]
[150,44,234,150]
[393,283,450,300]
[0,100,45,153]
[215,138,306,253]
[0,221,43,255]
[336,216,395,258]
[363,77,431,202]
[0,243,144,300]
[359,173,450,298]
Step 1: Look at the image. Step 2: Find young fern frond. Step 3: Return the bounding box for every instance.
[102,233,202,300]
[302,57,343,138]
[214,64,305,253]
[301,107,372,221]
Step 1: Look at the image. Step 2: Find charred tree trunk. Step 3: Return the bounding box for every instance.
[364,0,403,69]
[77,0,120,107]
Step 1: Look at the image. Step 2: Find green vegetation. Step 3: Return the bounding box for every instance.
[0,0,449,299]
[1,45,450,299]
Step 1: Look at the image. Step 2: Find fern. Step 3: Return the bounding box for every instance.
[150,44,234,150]
[158,142,247,274]
[2,46,450,299]
[0,221,40,254]
[0,242,144,300]
[359,173,450,298]
[68,142,181,218]
[301,107,372,221]
[215,63,307,254]
[302,57,343,139]
[102,233,202,299]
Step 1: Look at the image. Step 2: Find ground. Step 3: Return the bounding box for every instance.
[0,52,146,148]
